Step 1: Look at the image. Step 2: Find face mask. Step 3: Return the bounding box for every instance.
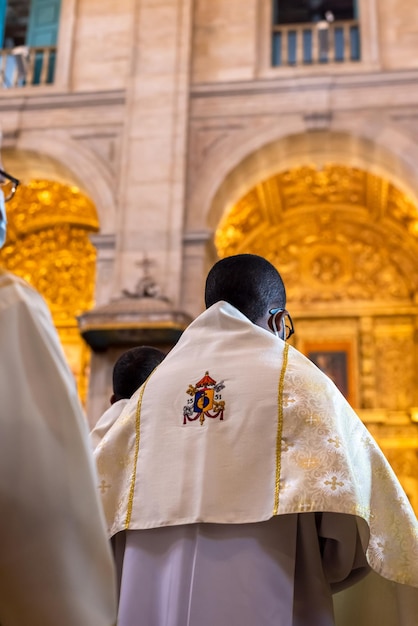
[0,190,6,249]
[268,308,294,342]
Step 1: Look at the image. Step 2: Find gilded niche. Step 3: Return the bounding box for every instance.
[215,165,418,305]
[0,179,99,318]
[0,179,99,400]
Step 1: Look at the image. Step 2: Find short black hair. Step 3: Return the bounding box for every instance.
[112,346,165,401]
[204,254,286,323]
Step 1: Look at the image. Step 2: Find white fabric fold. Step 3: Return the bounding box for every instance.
[91,398,128,450]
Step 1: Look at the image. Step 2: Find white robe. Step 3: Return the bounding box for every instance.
[90,399,128,450]
[114,513,370,626]
[0,270,116,626]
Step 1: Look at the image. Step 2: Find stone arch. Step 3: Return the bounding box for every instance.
[214,163,418,307]
[0,141,115,404]
[8,132,117,234]
[187,120,418,233]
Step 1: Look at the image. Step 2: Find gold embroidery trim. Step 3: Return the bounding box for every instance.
[273,342,289,515]
[124,379,148,529]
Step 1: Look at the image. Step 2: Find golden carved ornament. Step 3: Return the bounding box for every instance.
[373,328,415,411]
[215,164,418,304]
[387,186,418,237]
[3,179,99,241]
[0,179,99,402]
[279,165,365,209]
[0,180,99,319]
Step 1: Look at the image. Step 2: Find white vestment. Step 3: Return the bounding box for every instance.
[0,270,116,626]
[113,513,370,626]
[90,398,128,450]
[96,302,418,625]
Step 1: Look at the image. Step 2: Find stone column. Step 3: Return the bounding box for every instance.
[85,233,117,426]
[90,234,117,305]
[181,229,215,318]
[115,0,193,306]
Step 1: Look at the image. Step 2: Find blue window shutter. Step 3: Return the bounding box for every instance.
[26,0,61,47]
[0,0,7,48]
[26,0,61,84]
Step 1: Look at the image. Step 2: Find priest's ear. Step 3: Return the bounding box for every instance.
[267,309,286,339]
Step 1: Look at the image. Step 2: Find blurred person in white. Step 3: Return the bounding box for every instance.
[0,162,117,626]
[96,253,418,626]
[91,345,166,450]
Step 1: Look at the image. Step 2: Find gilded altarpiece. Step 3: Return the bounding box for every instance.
[215,164,418,514]
[0,180,99,403]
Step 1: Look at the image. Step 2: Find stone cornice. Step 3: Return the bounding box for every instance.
[183,230,213,244]
[0,88,126,112]
[190,69,418,99]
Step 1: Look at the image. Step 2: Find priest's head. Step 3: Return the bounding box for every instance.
[204,254,291,337]
[111,345,166,404]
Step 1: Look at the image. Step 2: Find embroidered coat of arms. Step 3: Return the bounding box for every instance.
[183,371,225,425]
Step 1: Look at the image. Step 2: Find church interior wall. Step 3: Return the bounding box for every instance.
[378,0,418,70]
[191,0,259,83]
[186,123,418,237]
[182,121,418,323]
[191,0,418,83]
[107,0,193,313]
[185,53,418,318]
[2,0,418,315]
[66,0,135,92]
[11,131,119,235]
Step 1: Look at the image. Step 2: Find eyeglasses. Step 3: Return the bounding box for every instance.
[0,167,20,202]
[268,308,295,341]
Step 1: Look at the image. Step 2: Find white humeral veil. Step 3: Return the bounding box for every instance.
[96,301,418,620]
[0,270,116,626]
[90,398,128,450]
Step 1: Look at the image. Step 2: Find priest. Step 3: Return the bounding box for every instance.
[0,174,116,625]
[96,253,418,626]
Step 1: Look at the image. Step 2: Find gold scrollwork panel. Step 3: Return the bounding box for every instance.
[373,319,416,412]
